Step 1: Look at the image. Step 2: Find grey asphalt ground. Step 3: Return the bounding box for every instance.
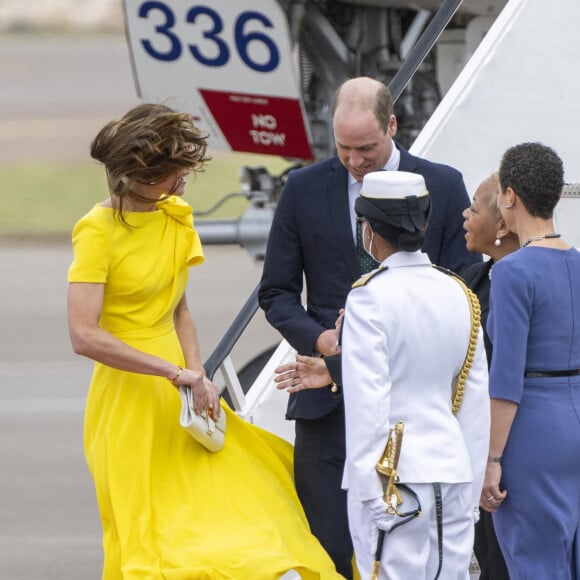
[0,34,138,164]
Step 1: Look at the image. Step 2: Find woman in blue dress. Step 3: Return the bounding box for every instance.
[482,142,580,579]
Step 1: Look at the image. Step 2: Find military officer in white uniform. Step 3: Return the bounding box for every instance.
[341,171,490,579]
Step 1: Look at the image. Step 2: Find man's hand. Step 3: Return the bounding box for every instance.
[274,355,333,392]
[314,328,340,356]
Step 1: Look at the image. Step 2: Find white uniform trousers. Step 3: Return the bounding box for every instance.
[348,482,474,580]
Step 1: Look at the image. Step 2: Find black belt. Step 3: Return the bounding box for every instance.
[524,369,580,378]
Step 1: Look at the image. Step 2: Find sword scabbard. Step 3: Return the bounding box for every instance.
[376,421,404,510]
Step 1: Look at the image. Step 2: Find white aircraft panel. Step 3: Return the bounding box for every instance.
[412,0,580,196]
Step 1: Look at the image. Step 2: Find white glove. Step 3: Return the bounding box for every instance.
[363,497,396,532]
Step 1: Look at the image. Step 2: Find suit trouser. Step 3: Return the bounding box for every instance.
[348,482,474,580]
[294,404,353,579]
[474,509,509,580]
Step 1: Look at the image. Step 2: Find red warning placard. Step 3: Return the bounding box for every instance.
[199,89,314,160]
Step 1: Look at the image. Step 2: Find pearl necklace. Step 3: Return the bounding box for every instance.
[521,233,561,248]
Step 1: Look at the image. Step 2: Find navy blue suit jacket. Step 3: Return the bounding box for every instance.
[259,143,481,420]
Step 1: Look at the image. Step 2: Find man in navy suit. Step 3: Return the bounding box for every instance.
[258,76,480,578]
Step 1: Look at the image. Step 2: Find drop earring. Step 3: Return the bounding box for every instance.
[494,238,502,247]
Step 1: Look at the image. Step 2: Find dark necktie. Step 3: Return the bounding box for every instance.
[356,219,380,274]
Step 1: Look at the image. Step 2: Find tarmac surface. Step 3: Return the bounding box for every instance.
[0,34,138,164]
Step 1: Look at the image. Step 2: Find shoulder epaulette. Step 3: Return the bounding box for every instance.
[432,264,459,279]
[432,264,470,285]
[351,265,389,288]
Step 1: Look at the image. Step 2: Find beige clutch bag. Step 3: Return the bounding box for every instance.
[179,385,226,452]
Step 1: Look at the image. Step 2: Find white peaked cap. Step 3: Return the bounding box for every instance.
[361,171,428,200]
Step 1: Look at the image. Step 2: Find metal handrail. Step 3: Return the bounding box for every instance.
[203,284,260,381]
[389,0,463,103]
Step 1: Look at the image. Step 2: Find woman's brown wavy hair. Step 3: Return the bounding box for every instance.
[90,103,210,224]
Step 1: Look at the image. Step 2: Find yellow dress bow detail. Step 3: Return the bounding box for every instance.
[156,196,204,266]
[156,195,194,228]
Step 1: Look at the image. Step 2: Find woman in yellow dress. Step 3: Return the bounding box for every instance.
[67,103,342,580]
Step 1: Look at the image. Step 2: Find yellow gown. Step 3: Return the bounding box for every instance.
[68,196,342,580]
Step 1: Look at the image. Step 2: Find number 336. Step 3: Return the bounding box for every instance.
[137,1,281,73]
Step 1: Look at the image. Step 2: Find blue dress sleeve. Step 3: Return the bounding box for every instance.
[487,256,533,403]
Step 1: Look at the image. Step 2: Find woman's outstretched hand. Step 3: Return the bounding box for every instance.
[274,355,333,393]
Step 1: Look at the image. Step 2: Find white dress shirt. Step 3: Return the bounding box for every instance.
[347,144,401,240]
